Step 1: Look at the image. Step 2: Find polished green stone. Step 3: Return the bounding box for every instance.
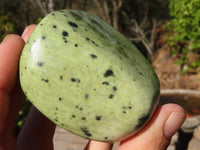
[19,9,160,142]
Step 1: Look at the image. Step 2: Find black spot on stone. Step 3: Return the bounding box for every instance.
[51,13,55,16]
[95,116,102,121]
[75,44,78,47]
[123,111,126,114]
[72,115,76,118]
[60,76,63,80]
[40,23,43,26]
[62,31,68,36]
[42,36,46,40]
[85,94,89,99]
[71,78,81,83]
[56,108,58,110]
[81,127,92,137]
[25,67,27,69]
[138,71,144,76]
[42,79,49,83]
[91,41,99,47]
[109,94,114,99]
[122,106,132,110]
[55,119,58,121]
[75,105,83,110]
[59,97,62,101]
[64,40,67,43]
[136,114,150,128]
[102,82,109,85]
[105,137,108,140]
[86,37,90,41]
[68,21,78,28]
[82,117,86,120]
[37,62,44,66]
[90,54,97,59]
[113,86,117,91]
[71,78,75,82]
[53,25,57,28]
[133,79,136,81]
[104,69,114,77]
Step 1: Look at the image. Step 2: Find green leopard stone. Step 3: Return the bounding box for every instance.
[19,9,160,142]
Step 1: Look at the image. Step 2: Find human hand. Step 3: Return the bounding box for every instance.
[0,25,56,150]
[0,25,186,150]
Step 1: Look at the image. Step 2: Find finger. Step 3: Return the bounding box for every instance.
[0,34,26,149]
[2,25,37,134]
[0,35,25,131]
[0,34,25,92]
[21,25,37,42]
[118,104,186,150]
[84,141,113,150]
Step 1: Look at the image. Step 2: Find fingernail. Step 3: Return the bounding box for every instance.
[164,112,185,139]
[21,26,30,39]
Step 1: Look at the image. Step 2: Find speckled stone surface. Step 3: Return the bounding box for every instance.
[19,9,160,142]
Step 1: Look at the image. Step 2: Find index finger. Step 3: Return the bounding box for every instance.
[0,35,25,92]
[22,25,37,42]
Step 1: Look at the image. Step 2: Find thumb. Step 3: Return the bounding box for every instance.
[118,104,186,150]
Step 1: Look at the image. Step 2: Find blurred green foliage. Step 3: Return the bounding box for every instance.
[0,15,15,41]
[166,0,200,69]
[15,99,32,137]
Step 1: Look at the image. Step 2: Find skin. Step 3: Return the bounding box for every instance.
[0,25,186,150]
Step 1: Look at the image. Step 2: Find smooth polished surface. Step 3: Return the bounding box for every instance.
[20,9,160,142]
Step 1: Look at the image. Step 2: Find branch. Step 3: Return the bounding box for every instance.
[129,19,154,62]
[48,0,54,12]
[94,0,107,22]
[103,0,111,24]
[150,19,158,48]
[129,37,142,42]
[139,8,149,29]
[35,0,48,16]
[112,0,123,30]
[118,0,123,8]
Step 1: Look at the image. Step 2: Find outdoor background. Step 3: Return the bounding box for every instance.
[0,0,200,149]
